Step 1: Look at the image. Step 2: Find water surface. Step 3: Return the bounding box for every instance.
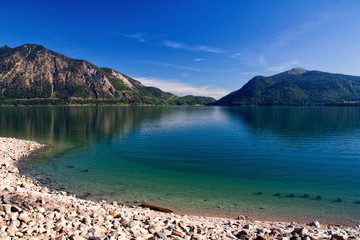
[1,106,360,225]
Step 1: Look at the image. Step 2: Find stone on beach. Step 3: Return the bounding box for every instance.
[237,215,246,220]
[154,231,167,239]
[18,211,30,223]
[309,221,321,228]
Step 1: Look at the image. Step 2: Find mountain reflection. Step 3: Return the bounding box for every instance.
[0,106,179,144]
[2,106,360,145]
[222,106,360,136]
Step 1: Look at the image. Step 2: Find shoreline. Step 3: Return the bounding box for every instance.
[67,194,360,227]
[1,137,359,239]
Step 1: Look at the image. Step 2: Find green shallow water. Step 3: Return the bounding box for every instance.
[1,106,360,225]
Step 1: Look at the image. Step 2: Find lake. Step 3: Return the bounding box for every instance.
[1,106,360,225]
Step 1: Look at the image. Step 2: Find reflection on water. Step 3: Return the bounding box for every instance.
[2,106,360,143]
[0,106,180,144]
[226,106,360,135]
[1,106,360,225]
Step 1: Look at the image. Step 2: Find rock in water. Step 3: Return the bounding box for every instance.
[140,203,173,213]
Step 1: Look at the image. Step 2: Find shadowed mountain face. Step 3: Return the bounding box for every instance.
[0,44,215,105]
[215,68,360,106]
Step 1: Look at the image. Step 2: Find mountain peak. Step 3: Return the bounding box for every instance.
[21,43,44,48]
[287,68,307,75]
[214,69,360,106]
[19,44,46,51]
[0,45,12,52]
[0,43,215,105]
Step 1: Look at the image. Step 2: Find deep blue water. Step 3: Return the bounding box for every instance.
[1,106,360,225]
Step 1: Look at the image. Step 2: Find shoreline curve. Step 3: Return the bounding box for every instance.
[0,137,359,239]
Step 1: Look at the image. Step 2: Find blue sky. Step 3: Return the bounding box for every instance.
[1,0,360,99]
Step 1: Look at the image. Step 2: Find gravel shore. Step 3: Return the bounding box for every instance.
[0,137,359,239]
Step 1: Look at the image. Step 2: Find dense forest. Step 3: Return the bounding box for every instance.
[215,68,360,106]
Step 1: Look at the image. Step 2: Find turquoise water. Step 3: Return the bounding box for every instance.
[1,106,360,225]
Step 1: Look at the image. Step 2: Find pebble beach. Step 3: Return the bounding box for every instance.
[0,137,359,239]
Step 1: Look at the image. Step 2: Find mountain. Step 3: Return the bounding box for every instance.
[214,68,360,106]
[0,44,215,105]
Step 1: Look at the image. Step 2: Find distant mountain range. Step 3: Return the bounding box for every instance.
[2,44,360,106]
[214,68,360,106]
[0,44,215,105]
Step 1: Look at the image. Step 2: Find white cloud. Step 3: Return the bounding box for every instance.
[135,77,230,99]
[163,40,226,53]
[194,58,204,62]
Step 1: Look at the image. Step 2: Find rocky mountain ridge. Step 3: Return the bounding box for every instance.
[0,44,215,105]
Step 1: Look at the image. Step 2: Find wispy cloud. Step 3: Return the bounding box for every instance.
[238,17,326,73]
[163,40,226,53]
[107,31,146,42]
[107,31,226,54]
[258,53,266,66]
[245,53,268,68]
[265,60,300,73]
[194,58,204,62]
[270,23,315,50]
[180,73,189,77]
[268,15,331,51]
[230,52,242,60]
[243,51,300,74]
[242,72,260,75]
[135,77,230,99]
[138,60,208,72]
